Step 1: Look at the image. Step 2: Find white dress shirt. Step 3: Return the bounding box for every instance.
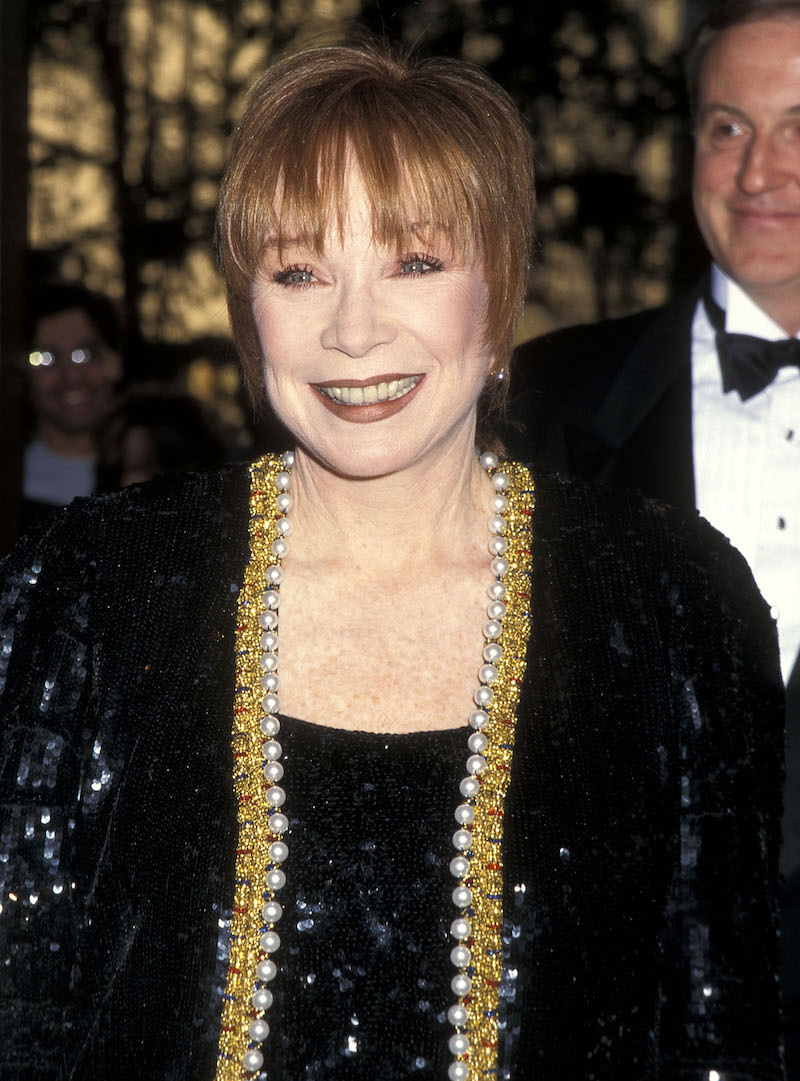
[692,266,800,683]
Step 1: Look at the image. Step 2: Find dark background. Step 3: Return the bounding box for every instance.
[0,0,709,550]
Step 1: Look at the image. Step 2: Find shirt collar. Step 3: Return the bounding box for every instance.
[710,264,799,340]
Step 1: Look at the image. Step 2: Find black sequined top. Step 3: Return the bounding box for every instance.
[0,464,785,1080]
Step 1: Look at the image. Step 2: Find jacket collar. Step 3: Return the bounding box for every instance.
[589,277,705,450]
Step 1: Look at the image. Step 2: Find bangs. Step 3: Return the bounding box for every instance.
[223,72,497,279]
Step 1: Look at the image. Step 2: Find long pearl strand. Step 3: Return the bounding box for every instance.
[445,451,512,1081]
[239,451,294,1076]
[241,448,513,1080]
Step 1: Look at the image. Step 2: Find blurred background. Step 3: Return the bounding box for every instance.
[0,0,711,551]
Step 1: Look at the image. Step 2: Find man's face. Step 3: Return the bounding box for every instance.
[28,307,121,442]
[693,16,800,319]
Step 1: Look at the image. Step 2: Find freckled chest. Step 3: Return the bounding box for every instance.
[274,564,489,733]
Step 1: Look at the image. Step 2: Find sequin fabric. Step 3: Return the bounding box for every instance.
[0,464,785,1080]
[231,712,465,1078]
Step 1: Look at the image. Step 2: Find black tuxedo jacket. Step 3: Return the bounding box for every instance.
[506,280,704,511]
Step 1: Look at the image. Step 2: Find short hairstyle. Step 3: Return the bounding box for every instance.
[685,0,800,114]
[216,38,535,447]
[27,283,122,352]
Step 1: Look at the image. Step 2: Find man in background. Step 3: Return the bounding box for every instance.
[510,0,799,1070]
[22,284,122,533]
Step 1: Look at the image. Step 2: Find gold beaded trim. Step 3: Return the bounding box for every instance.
[458,460,533,1078]
[216,454,534,1080]
[217,454,288,1080]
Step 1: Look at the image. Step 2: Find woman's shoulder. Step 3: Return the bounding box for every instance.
[531,469,753,571]
[1,463,254,638]
[527,469,775,635]
[526,469,783,738]
[5,462,250,565]
[78,459,251,527]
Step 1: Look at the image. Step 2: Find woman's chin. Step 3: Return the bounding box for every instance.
[295,440,426,482]
[292,425,478,487]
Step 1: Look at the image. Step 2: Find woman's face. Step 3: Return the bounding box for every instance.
[250,169,493,480]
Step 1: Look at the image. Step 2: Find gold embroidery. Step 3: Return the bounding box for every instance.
[217,455,534,1080]
[459,460,533,1077]
[217,454,286,1079]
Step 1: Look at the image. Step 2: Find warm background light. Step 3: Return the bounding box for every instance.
[28,0,690,442]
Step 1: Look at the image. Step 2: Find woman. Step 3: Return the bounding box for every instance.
[0,40,784,1081]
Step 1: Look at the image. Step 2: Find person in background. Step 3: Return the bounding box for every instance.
[96,383,232,491]
[22,283,123,531]
[510,0,800,1072]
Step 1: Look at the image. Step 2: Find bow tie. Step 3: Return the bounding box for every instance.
[716,333,800,400]
[705,293,800,401]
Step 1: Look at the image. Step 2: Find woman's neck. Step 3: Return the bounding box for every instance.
[287,441,494,574]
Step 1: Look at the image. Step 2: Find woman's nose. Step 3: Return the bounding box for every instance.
[320,283,397,358]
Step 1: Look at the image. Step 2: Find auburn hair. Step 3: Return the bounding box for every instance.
[216,38,535,446]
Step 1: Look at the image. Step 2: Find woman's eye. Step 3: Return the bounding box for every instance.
[399,253,445,276]
[273,265,315,286]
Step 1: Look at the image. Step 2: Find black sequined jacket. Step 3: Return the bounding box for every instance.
[0,464,785,1080]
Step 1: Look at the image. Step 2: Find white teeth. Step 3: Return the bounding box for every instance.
[318,376,419,406]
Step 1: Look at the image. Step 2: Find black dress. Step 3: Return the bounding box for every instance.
[0,464,784,1080]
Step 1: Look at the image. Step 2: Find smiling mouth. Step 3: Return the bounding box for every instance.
[731,206,800,221]
[315,375,420,406]
[60,391,93,409]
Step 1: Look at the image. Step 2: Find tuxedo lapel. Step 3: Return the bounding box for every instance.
[567,279,705,510]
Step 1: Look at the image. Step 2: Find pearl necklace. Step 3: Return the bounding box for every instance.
[217,451,534,1081]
